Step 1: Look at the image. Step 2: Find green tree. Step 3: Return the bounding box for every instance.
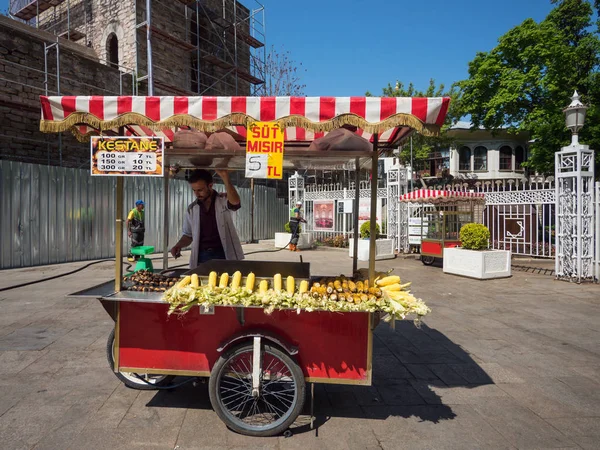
[366,79,462,172]
[458,0,600,175]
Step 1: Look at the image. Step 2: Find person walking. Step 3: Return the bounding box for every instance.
[126,200,145,262]
[170,169,244,268]
[289,201,306,252]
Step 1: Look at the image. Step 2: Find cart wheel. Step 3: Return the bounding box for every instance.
[106,329,175,390]
[209,342,305,437]
[421,256,435,266]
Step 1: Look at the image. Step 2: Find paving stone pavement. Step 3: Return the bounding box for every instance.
[0,245,599,450]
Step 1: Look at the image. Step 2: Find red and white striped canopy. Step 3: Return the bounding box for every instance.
[399,189,485,204]
[39,96,450,146]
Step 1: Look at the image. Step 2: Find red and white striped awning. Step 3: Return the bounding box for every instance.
[399,189,485,204]
[39,96,450,145]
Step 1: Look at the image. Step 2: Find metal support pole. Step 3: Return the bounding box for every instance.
[250,178,255,243]
[115,177,124,292]
[146,0,154,95]
[196,4,201,93]
[595,182,600,282]
[410,136,413,191]
[56,41,62,166]
[368,135,379,283]
[162,172,170,270]
[233,0,238,95]
[352,158,360,274]
[67,0,70,40]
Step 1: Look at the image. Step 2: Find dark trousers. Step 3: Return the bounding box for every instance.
[129,232,144,259]
[289,218,301,245]
[198,248,226,264]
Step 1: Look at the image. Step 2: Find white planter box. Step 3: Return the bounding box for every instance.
[349,238,395,261]
[274,232,313,249]
[443,248,512,280]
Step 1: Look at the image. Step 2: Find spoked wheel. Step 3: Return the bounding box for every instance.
[209,342,305,437]
[421,255,436,266]
[106,329,175,390]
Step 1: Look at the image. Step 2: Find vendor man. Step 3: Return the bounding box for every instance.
[170,169,244,268]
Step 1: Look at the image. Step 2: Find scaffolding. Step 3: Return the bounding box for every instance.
[9,0,266,96]
[135,0,266,96]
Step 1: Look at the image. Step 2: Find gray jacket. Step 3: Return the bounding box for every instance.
[182,193,244,268]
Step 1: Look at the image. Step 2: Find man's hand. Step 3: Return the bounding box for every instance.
[215,169,229,180]
[170,246,182,259]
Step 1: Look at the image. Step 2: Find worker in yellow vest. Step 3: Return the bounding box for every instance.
[289,201,306,251]
[126,200,145,262]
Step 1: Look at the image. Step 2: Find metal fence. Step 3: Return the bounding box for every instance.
[0,161,288,269]
[302,182,387,244]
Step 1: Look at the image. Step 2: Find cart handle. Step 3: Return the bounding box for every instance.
[217,329,298,356]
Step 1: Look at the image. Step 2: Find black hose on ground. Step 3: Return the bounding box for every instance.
[0,255,183,293]
[0,238,301,293]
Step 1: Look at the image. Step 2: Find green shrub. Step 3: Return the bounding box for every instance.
[360,221,380,239]
[284,222,301,233]
[459,223,490,250]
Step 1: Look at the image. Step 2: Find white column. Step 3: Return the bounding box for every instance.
[555,144,595,281]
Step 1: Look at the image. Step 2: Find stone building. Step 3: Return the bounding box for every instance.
[12,0,263,96]
[1,0,265,167]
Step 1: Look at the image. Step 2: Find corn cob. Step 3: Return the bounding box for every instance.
[190,274,199,288]
[348,280,357,292]
[208,271,217,288]
[246,272,255,292]
[356,281,364,292]
[219,272,229,288]
[368,287,382,297]
[259,279,269,293]
[333,280,342,292]
[286,276,295,294]
[273,273,282,292]
[299,280,309,294]
[326,286,334,294]
[330,293,338,301]
[231,271,242,289]
[177,276,191,288]
[360,293,368,303]
[381,284,402,292]
[363,279,369,290]
[342,280,349,291]
[376,275,401,286]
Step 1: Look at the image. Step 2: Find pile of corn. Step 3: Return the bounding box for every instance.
[163,269,430,321]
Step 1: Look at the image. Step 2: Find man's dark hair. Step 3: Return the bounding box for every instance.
[188,169,213,185]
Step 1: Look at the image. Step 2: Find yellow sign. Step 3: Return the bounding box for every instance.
[245,122,284,179]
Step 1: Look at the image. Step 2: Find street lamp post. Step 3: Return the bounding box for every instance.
[555,91,595,282]
[562,90,588,146]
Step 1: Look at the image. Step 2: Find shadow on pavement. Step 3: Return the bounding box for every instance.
[145,320,493,436]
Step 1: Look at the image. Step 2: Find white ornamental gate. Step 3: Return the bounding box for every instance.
[411,179,557,258]
[483,183,556,258]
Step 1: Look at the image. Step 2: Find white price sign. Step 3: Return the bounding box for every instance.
[91,136,163,177]
[97,152,156,172]
[245,153,268,178]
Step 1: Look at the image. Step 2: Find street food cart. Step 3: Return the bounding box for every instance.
[399,189,485,265]
[40,95,449,436]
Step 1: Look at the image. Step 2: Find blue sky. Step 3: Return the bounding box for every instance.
[2,0,557,96]
[260,0,555,96]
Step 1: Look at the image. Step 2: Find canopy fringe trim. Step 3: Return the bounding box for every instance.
[41,112,442,140]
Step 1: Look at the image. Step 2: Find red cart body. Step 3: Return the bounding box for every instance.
[116,302,373,385]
